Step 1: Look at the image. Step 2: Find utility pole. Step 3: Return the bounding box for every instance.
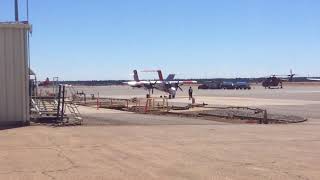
[14,0,19,22]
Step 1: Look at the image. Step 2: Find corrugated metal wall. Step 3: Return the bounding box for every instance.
[0,23,30,125]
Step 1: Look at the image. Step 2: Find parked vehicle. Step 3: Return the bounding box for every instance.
[221,81,235,89]
[198,81,221,89]
[234,82,251,90]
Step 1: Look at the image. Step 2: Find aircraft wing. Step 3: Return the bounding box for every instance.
[280,78,289,81]
[125,80,163,88]
[168,80,197,84]
[307,78,320,81]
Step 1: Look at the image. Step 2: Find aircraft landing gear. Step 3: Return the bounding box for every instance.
[168,94,175,99]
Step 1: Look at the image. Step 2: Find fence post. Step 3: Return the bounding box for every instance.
[144,99,149,113]
[56,85,62,122]
[166,98,169,112]
[97,92,100,110]
[263,110,268,124]
[152,98,155,110]
[163,98,165,110]
[60,85,66,122]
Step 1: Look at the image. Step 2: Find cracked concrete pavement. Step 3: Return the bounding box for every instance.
[2,83,320,179]
[0,123,320,180]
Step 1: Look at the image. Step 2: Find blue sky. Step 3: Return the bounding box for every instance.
[1,0,320,80]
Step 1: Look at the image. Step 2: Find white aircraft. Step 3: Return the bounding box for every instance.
[124,70,197,98]
[307,78,320,81]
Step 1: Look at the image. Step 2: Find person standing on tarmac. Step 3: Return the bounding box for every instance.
[188,86,193,100]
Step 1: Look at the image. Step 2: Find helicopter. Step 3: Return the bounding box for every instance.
[262,70,296,89]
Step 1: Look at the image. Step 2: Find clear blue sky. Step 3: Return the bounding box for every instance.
[1,0,320,80]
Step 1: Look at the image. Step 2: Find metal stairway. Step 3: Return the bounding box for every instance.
[30,83,84,125]
[31,98,59,121]
[66,85,86,103]
[31,98,83,125]
[65,101,83,125]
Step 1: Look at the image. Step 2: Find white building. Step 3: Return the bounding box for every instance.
[0,23,31,126]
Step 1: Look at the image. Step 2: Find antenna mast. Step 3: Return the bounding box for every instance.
[14,0,19,22]
[26,0,29,22]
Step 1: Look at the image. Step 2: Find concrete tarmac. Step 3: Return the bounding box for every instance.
[73,83,320,122]
[2,83,320,179]
[1,121,319,180]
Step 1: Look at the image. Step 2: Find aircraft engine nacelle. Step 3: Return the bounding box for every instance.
[128,81,143,88]
[169,87,177,98]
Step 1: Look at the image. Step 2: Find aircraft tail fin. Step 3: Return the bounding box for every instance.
[166,74,175,81]
[133,70,139,81]
[157,70,164,81]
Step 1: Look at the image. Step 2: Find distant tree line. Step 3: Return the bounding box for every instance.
[60,80,126,86]
[58,77,318,86]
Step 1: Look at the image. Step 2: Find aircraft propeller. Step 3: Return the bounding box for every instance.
[148,81,157,94]
[175,82,183,92]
